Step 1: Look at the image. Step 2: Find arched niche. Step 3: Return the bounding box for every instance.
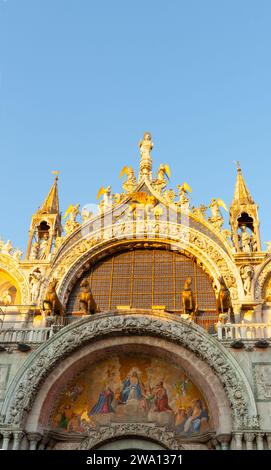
[2,313,256,436]
[46,349,212,438]
[26,338,231,441]
[0,267,21,305]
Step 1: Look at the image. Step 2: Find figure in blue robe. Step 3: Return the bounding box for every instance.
[89,387,114,415]
[121,371,143,403]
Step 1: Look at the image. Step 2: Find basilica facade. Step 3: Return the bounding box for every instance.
[0,133,271,450]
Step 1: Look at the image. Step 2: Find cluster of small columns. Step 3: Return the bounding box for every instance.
[0,430,44,450]
[234,431,271,450]
[1,429,271,450]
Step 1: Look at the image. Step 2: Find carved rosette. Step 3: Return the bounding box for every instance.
[1,313,256,431]
[78,424,182,450]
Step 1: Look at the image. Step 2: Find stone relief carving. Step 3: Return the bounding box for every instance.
[78,424,182,450]
[0,365,11,400]
[1,314,257,431]
[253,364,271,401]
[254,259,271,301]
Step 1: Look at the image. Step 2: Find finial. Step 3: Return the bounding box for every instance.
[234,161,241,172]
[52,170,60,181]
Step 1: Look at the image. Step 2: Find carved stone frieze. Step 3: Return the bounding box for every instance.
[78,423,182,450]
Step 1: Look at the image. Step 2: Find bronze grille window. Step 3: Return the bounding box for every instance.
[67,249,217,330]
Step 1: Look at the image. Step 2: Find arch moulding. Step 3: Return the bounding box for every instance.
[253,255,271,300]
[0,312,257,432]
[78,424,183,450]
[44,230,244,308]
[0,253,30,304]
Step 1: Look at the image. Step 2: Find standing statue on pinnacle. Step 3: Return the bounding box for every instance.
[138,132,153,181]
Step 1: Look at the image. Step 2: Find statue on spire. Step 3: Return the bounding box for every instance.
[26,173,62,260]
[138,132,153,181]
[230,163,261,253]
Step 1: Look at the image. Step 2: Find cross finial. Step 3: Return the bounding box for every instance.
[52,170,60,180]
[234,161,241,171]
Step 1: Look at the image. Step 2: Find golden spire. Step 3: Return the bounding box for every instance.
[37,172,60,214]
[232,163,254,206]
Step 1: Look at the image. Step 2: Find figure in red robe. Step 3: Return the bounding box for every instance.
[154,382,172,412]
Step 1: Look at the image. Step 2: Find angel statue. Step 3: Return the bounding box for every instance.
[177,182,192,211]
[97,185,112,213]
[208,198,228,230]
[119,166,137,193]
[13,248,23,261]
[191,204,207,221]
[64,203,80,235]
[153,164,171,193]
[81,207,93,223]
[2,240,13,255]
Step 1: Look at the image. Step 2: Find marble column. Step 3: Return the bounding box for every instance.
[266,434,271,450]
[13,431,24,450]
[244,432,255,450]
[256,433,264,450]
[1,431,11,450]
[234,432,243,450]
[27,432,42,450]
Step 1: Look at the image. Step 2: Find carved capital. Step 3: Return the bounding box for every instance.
[244,432,255,450]
[244,432,255,442]
[27,432,42,443]
[216,433,232,450]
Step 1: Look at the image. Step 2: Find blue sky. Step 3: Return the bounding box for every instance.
[0,1,271,251]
